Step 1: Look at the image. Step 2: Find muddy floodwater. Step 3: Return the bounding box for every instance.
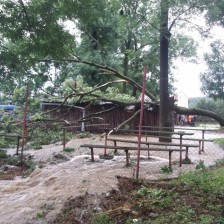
[0,132,224,224]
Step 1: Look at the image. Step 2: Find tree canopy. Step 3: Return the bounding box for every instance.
[200,0,224,100]
[1,0,224,126]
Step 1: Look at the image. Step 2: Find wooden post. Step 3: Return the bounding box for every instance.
[63,128,66,150]
[202,130,205,152]
[169,151,172,169]
[199,141,202,154]
[125,149,129,166]
[104,131,108,156]
[90,147,94,162]
[179,134,183,167]
[136,65,147,179]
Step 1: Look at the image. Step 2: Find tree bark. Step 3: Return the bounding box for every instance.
[159,0,172,141]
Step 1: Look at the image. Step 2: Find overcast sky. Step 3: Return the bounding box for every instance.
[173,25,224,99]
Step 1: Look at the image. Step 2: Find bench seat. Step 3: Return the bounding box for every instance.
[151,136,213,153]
[107,138,198,160]
[80,144,186,169]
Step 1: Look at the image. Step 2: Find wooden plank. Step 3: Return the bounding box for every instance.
[107,138,198,147]
[103,128,193,136]
[80,144,185,169]
[141,125,220,132]
[80,144,185,152]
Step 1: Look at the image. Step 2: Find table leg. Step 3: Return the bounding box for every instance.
[202,131,205,152]
[199,141,202,154]
[185,146,189,160]
[169,151,172,169]
[90,147,94,162]
[125,149,129,166]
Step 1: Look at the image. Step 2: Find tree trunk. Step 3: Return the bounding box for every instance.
[159,0,172,141]
[174,105,224,126]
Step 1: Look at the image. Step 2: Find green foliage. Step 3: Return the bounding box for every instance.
[24,159,37,174]
[174,166,224,195]
[137,186,151,197]
[0,0,201,102]
[195,160,206,170]
[62,75,137,104]
[0,149,7,159]
[93,213,114,224]
[32,143,42,150]
[205,0,224,26]
[0,136,19,148]
[105,87,136,103]
[215,158,224,166]
[189,97,224,122]
[36,212,45,220]
[160,165,172,174]
[29,126,64,147]
[53,161,224,224]
[214,138,224,145]
[201,40,224,100]
[63,147,74,153]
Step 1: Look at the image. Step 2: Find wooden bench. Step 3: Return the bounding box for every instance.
[107,138,198,160]
[104,128,212,154]
[141,126,215,152]
[80,144,186,169]
[152,136,213,154]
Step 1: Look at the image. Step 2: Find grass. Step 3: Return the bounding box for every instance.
[52,160,224,224]
[63,147,75,153]
[214,138,224,146]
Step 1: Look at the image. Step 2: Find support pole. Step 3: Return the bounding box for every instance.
[136,66,147,179]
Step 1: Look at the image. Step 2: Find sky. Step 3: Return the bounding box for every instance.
[174,59,206,99]
[173,25,224,99]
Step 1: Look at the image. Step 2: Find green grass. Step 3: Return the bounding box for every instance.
[63,147,75,153]
[214,138,224,145]
[52,160,224,224]
[102,164,224,223]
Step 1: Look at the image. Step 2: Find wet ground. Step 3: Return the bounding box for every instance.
[0,131,224,224]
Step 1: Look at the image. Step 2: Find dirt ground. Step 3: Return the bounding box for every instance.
[0,131,224,224]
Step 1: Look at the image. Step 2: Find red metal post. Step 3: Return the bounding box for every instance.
[136,66,147,179]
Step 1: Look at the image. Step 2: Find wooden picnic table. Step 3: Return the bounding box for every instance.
[174,127,217,152]
[80,144,186,169]
[141,126,216,152]
[107,138,198,161]
[103,128,194,165]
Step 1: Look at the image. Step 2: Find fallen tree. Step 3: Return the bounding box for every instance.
[174,105,224,126]
[43,58,224,127]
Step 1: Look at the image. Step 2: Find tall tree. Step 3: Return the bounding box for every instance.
[159,0,171,136]
[200,40,224,99]
[200,0,224,99]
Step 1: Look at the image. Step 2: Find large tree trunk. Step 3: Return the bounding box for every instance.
[159,0,172,141]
